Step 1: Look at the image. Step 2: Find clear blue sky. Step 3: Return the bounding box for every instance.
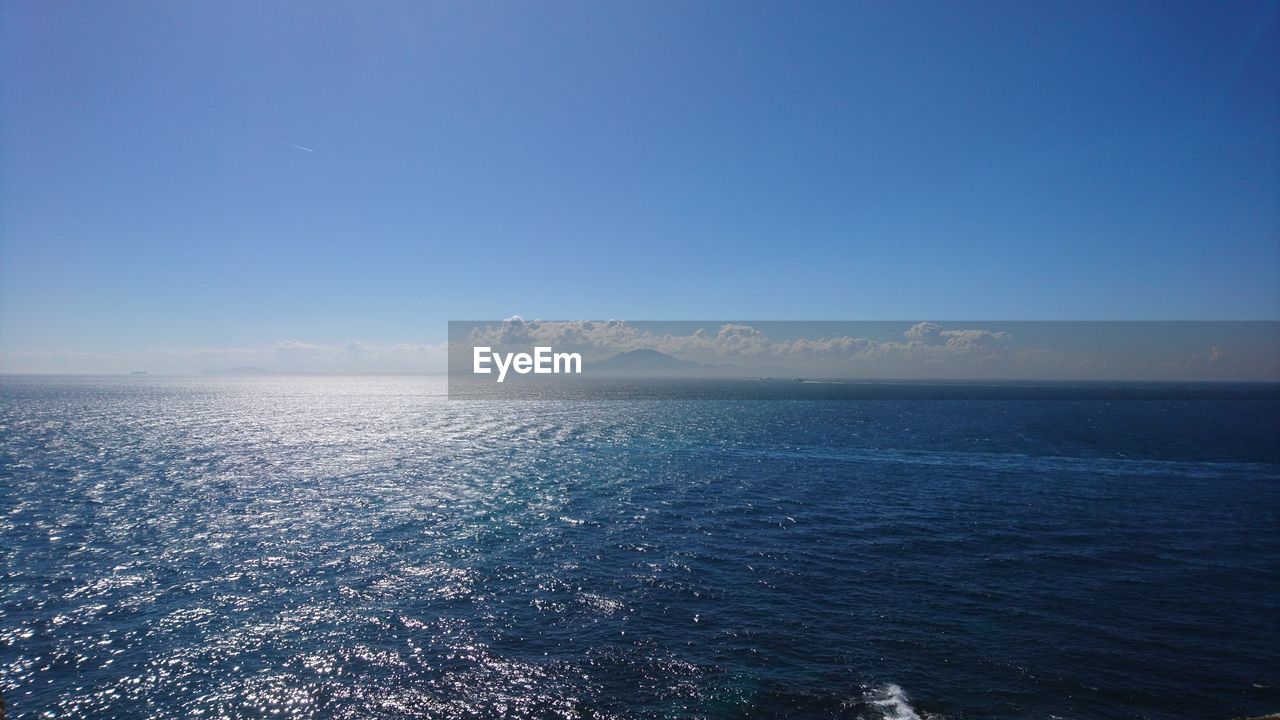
[2,1,1278,363]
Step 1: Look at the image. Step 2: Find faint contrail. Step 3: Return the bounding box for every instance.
[286,142,315,153]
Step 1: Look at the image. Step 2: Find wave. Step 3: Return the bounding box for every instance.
[737,444,1280,482]
[867,683,924,720]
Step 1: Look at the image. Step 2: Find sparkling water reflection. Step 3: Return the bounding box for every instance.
[1,375,1278,719]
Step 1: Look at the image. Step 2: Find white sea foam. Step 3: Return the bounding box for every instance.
[868,683,923,720]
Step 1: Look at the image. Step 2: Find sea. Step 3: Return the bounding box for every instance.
[1,375,1278,719]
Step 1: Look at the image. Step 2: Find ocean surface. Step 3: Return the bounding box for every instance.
[1,375,1278,719]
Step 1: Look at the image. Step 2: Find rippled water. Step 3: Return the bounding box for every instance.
[2,375,1278,719]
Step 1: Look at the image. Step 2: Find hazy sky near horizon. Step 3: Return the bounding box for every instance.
[2,1,1279,372]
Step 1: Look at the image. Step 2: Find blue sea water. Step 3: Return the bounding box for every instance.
[1,375,1278,719]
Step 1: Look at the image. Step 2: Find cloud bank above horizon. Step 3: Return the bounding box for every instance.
[2,320,1277,381]
[452,319,1280,382]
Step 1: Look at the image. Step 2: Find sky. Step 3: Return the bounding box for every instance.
[2,1,1279,373]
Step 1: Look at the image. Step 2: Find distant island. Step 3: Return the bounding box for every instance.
[591,349,709,376]
[200,366,275,376]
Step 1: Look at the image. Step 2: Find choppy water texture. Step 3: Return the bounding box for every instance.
[2,376,1278,719]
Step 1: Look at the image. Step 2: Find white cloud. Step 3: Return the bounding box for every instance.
[1163,346,1229,370]
[459,320,1015,368]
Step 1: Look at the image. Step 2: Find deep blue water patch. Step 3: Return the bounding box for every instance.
[1,376,1277,719]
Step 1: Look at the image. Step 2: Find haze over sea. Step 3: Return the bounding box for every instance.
[2,375,1278,719]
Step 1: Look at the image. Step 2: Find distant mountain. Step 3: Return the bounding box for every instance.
[200,366,275,376]
[592,349,707,376]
